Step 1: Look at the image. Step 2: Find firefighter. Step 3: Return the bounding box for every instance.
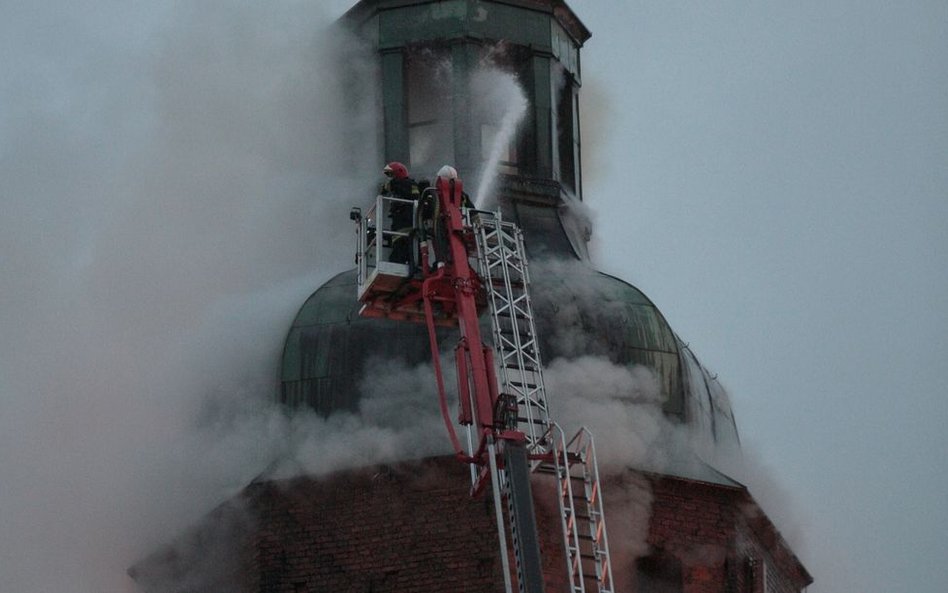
[435,165,474,209]
[425,165,473,269]
[381,162,420,264]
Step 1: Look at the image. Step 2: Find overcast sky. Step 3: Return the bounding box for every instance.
[568,2,947,593]
[2,1,945,593]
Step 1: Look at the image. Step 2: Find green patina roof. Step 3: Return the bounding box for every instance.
[280,262,739,448]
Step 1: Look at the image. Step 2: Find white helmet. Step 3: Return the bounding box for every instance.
[437,165,458,180]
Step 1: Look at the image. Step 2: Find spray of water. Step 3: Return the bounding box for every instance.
[471,67,529,207]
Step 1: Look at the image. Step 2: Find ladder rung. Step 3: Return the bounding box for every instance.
[490,277,525,287]
[497,316,530,326]
[497,323,531,332]
[581,575,603,584]
[494,309,530,319]
[501,363,539,372]
[536,468,584,481]
[498,323,532,334]
[533,458,584,472]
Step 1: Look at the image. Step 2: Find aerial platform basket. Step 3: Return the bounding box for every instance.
[351,192,488,326]
[350,194,428,323]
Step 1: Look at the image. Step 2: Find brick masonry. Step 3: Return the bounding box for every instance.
[129,456,811,593]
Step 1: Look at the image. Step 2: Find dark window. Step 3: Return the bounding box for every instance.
[636,550,683,593]
[557,79,576,191]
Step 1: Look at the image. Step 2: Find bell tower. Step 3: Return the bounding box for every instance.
[342,0,592,258]
[280,0,740,440]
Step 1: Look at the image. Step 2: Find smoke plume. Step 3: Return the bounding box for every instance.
[0,2,378,591]
[261,356,455,480]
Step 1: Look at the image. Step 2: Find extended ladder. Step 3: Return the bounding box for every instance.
[468,210,614,593]
[542,426,614,593]
[468,210,551,450]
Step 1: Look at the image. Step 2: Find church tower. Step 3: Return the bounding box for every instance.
[130,4,812,592]
[281,1,741,451]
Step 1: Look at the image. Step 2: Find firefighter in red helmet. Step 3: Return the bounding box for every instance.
[381,162,420,264]
[382,161,409,180]
[381,161,417,224]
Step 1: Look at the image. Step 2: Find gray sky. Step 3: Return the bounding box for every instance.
[2,1,945,593]
[566,2,947,592]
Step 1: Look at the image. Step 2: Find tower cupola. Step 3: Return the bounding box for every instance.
[343,0,590,197]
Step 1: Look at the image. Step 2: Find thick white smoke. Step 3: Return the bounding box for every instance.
[0,2,380,591]
[262,356,455,480]
[544,356,667,465]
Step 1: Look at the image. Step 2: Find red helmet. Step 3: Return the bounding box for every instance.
[383,161,409,179]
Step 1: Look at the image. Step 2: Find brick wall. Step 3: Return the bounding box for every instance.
[643,476,735,593]
[248,458,506,593]
[639,475,811,593]
[130,456,811,593]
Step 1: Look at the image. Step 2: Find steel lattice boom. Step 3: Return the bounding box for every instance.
[351,168,613,593]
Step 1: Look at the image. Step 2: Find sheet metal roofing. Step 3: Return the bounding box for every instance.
[280,261,739,450]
